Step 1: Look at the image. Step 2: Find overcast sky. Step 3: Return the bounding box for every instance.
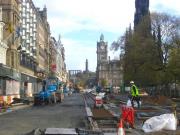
[33,0,180,72]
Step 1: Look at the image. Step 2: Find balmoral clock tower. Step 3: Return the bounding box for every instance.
[97,34,108,64]
[96,34,108,86]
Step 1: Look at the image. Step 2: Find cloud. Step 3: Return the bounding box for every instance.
[61,38,97,71]
[34,0,180,35]
[34,0,180,40]
[33,0,180,71]
[151,0,180,14]
[34,0,135,35]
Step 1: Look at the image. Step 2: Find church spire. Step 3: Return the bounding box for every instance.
[100,33,104,41]
[134,0,150,28]
[58,34,61,43]
[85,59,88,72]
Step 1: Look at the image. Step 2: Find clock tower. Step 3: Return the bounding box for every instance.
[97,34,108,64]
[96,34,108,86]
[96,34,123,88]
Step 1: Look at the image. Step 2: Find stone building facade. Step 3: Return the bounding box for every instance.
[58,36,67,82]
[0,7,8,65]
[19,2,51,96]
[2,0,20,70]
[18,0,39,96]
[36,6,50,78]
[49,37,57,75]
[96,34,123,88]
[0,0,21,98]
[56,36,66,82]
[96,34,108,84]
[0,0,67,99]
[49,35,67,82]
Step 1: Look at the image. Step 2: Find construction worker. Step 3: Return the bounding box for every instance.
[130,81,140,108]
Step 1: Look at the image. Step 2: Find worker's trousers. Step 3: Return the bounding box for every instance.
[131,96,140,108]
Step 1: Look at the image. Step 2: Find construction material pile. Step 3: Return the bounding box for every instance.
[92,108,114,118]
[142,95,174,106]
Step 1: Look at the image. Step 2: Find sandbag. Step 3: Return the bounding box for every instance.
[142,113,177,133]
[162,113,177,130]
[126,99,141,107]
[142,115,168,133]
[127,99,132,107]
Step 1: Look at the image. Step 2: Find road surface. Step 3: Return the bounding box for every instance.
[0,93,88,135]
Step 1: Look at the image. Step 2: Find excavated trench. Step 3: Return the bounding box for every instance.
[92,108,118,129]
[83,93,118,132]
[84,92,180,134]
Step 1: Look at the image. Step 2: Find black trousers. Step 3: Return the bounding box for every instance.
[131,96,140,108]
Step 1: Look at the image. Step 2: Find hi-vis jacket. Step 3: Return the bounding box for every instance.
[130,84,139,97]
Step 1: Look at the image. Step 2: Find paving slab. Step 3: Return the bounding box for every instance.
[45,128,77,135]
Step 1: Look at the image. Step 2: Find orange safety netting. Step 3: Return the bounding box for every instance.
[121,105,135,128]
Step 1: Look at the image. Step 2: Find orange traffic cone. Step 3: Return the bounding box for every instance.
[117,119,125,135]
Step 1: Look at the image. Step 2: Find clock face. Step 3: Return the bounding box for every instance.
[100,45,105,50]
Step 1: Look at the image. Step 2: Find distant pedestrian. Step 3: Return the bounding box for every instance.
[130,81,140,108]
[96,85,101,93]
[42,80,46,91]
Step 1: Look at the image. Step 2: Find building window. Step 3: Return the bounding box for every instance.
[30,60,33,69]
[22,19,25,25]
[27,3,29,8]
[26,57,30,67]
[23,30,25,35]
[20,53,23,65]
[13,13,15,24]
[23,7,25,12]
[11,52,14,67]
[22,54,25,65]
[34,63,36,71]
[0,78,2,90]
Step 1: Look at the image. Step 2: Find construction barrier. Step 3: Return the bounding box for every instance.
[0,95,20,105]
[0,96,3,103]
[117,119,125,135]
[95,96,103,107]
[121,105,135,128]
[0,95,20,113]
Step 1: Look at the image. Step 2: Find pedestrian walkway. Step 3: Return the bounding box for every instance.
[0,103,32,115]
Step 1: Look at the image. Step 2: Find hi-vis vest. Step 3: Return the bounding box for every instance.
[131,84,139,97]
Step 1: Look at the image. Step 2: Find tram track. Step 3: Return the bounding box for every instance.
[82,92,118,133]
[83,92,95,108]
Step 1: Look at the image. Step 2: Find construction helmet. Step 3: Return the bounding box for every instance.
[130,81,134,84]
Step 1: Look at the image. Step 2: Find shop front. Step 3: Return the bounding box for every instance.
[0,64,21,104]
[20,73,37,97]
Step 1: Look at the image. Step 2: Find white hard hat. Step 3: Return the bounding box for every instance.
[130,81,134,84]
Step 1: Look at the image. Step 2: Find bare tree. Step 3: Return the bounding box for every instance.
[151,12,180,66]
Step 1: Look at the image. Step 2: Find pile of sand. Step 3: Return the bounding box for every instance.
[92,108,113,118]
[142,95,173,106]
